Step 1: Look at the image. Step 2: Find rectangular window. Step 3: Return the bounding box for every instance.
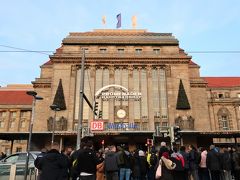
[74,123,78,131]
[218,93,224,99]
[10,112,17,122]
[20,111,28,118]
[20,120,26,128]
[0,121,4,128]
[0,111,6,118]
[162,122,168,127]
[225,92,230,98]
[222,116,229,130]
[9,121,15,128]
[16,147,22,152]
[100,48,107,53]
[153,49,160,54]
[135,49,142,54]
[237,93,240,98]
[154,112,161,118]
[117,48,124,53]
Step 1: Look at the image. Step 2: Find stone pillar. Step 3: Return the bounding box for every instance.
[147,65,154,131]
[89,65,96,121]
[109,65,115,123]
[128,65,134,124]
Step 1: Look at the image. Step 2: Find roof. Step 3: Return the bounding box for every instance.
[42,60,53,66]
[62,29,179,45]
[203,77,240,88]
[0,90,33,105]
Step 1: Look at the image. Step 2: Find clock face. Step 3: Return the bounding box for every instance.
[117,109,126,119]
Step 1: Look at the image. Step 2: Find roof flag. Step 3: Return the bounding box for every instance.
[102,15,106,25]
[132,15,137,29]
[116,13,121,28]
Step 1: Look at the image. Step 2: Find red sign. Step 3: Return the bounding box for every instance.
[90,121,104,131]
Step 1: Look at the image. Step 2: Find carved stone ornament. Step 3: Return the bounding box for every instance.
[175,115,195,130]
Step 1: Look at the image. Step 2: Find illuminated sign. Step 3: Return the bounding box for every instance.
[90,121,104,131]
[107,123,138,130]
[90,121,139,131]
[95,84,141,101]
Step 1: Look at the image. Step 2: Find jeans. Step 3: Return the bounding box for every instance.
[120,168,131,180]
[106,171,119,180]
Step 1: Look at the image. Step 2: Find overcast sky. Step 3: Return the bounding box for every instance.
[1,0,240,86]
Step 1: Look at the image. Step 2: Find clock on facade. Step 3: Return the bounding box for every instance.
[117,109,126,119]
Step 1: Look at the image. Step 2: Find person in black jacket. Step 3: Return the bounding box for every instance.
[221,147,232,180]
[188,145,199,180]
[179,146,190,180]
[34,142,69,180]
[206,145,221,180]
[76,140,102,180]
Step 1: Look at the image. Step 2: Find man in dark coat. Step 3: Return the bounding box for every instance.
[206,145,221,180]
[34,142,69,180]
[76,140,102,180]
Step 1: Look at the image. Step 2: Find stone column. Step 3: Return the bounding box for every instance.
[109,65,115,123]
[128,65,134,124]
[147,65,154,131]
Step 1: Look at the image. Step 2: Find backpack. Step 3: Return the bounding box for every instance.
[194,151,201,165]
[105,153,119,172]
[172,154,185,171]
[117,151,129,166]
[149,153,158,166]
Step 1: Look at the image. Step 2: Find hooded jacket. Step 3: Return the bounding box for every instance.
[35,149,69,180]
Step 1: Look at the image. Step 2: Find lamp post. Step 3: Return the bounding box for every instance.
[76,49,85,150]
[24,91,43,180]
[50,104,60,148]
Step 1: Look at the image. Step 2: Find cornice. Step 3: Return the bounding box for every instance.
[190,84,207,88]
[32,82,51,88]
[49,58,190,65]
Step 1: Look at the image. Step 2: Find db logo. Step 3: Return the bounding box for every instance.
[90,121,104,131]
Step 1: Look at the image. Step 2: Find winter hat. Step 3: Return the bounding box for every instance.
[138,150,145,156]
[160,141,166,146]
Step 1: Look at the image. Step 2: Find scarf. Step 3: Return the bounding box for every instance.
[161,156,176,170]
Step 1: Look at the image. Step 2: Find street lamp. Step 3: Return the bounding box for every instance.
[50,104,60,148]
[24,91,43,180]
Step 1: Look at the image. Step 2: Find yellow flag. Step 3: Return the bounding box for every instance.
[102,16,106,25]
[132,15,137,28]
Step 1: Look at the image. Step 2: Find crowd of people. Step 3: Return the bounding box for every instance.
[33,140,240,180]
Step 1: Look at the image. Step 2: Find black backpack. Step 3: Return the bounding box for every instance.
[172,155,185,171]
[194,151,201,165]
[105,153,119,172]
[150,153,157,166]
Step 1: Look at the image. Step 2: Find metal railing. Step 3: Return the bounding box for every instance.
[0,163,37,180]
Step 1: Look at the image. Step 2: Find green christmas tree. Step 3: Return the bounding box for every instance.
[53,79,66,110]
[176,79,191,110]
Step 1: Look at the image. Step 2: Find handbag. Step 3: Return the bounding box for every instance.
[155,160,162,179]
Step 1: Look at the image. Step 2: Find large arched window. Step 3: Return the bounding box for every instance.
[217,107,231,130]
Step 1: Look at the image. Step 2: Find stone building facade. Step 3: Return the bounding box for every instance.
[0,85,32,154]
[0,29,239,152]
